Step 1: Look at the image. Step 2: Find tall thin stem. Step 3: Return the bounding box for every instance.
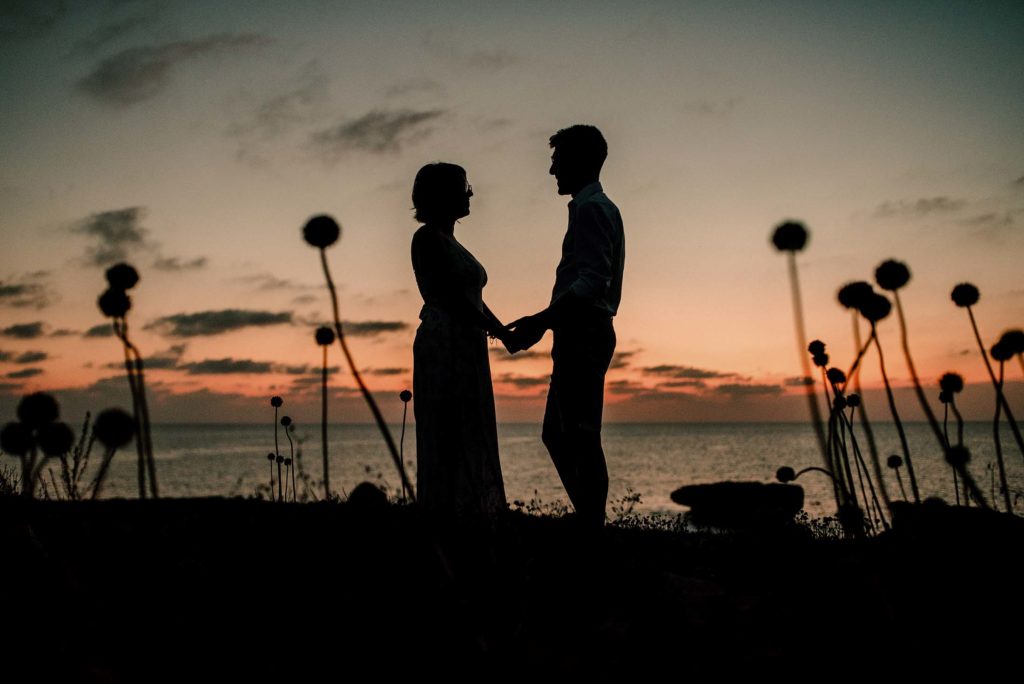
[993,362,1011,513]
[944,404,960,505]
[893,292,946,450]
[286,427,296,502]
[967,307,1024,461]
[320,249,415,502]
[115,319,146,499]
[850,316,890,510]
[874,326,920,503]
[787,253,829,470]
[400,401,409,504]
[321,345,330,500]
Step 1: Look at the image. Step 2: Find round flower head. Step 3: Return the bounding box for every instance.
[826,367,847,385]
[771,221,808,252]
[98,288,131,318]
[1,422,32,456]
[105,263,140,290]
[945,445,970,468]
[776,466,796,483]
[37,422,74,456]
[276,455,284,464]
[998,329,1024,356]
[858,293,892,323]
[400,389,412,403]
[270,396,283,408]
[17,392,59,429]
[267,452,276,461]
[302,214,341,249]
[939,372,964,395]
[812,352,829,368]
[846,393,861,408]
[874,259,911,291]
[837,281,874,310]
[280,416,292,427]
[951,283,979,308]
[833,395,848,411]
[284,458,292,466]
[807,340,825,356]
[886,454,903,469]
[315,326,335,346]
[93,408,135,450]
[991,340,1013,363]
[938,390,950,404]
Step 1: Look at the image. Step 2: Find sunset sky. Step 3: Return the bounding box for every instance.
[1,0,1022,423]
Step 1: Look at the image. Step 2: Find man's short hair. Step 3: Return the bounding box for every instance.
[549,124,607,175]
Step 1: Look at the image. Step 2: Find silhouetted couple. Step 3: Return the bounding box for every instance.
[411,124,625,530]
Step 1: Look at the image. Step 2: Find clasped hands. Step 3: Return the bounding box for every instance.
[496,315,546,355]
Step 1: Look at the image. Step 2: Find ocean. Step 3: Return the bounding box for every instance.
[59,421,1024,519]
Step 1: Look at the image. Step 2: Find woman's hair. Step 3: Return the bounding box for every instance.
[412,162,467,223]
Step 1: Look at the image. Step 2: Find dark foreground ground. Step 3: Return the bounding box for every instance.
[2,496,1022,681]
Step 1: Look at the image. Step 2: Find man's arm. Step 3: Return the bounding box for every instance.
[507,201,616,350]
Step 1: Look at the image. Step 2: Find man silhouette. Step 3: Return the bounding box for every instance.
[506,124,625,529]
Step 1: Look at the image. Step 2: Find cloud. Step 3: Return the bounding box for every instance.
[77,33,272,106]
[784,376,815,387]
[238,273,316,292]
[310,109,446,160]
[957,211,1018,239]
[179,358,274,375]
[341,320,409,337]
[12,351,47,364]
[714,383,783,396]
[0,271,57,309]
[291,294,318,305]
[153,256,208,271]
[656,380,707,390]
[364,367,409,376]
[145,309,293,337]
[489,348,546,361]
[1,322,45,339]
[72,206,151,266]
[607,379,648,395]
[0,351,10,361]
[642,364,737,379]
[6,368,43,379]
[84,323,115,338]
[231,63,327,138]
[0,382,22,393]
[874,197,967,219]
[1014,175,1024,187]
[422,31,518,70]
[609,350,637,369]
[50,329,78,337]
[497,373,549,389]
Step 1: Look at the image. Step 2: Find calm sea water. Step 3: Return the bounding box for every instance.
[73,422,1024,519]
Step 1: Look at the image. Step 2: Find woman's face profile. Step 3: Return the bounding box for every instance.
[455,175,472,220]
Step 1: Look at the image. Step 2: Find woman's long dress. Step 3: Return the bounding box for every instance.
[411,225,507,518]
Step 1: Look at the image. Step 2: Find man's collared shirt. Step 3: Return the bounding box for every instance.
[550,181,625,317]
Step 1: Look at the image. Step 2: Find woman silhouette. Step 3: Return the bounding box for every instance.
[410,162,508,518]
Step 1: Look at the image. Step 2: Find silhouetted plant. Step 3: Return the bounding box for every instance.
[3,393,73,497]
[399,389,412,503]
[90,408,136,499]
[837,281,889,511]
[266,452,276,501]
[303,214,415,501]
[837,393,888,531]
[875,260,949,472]
[776,464,837,483]
[945,446,988,509]
[938,372,966,504]
[276,454,284,502]
[990,339,1014,512]
[282,416,295,502]
[858,292,920,503]
[1001,328,1024,376]
[270,396,283,491]
[952,283,1024,459]
[1,421,32,495]
[772,221,828,470]
[315,326,335,499]
[98,263,156,499]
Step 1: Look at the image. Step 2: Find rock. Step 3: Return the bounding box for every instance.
[669,481,804,529]
[347,481,389,510]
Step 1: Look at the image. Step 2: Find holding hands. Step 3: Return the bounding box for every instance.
[502,315,546,354]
